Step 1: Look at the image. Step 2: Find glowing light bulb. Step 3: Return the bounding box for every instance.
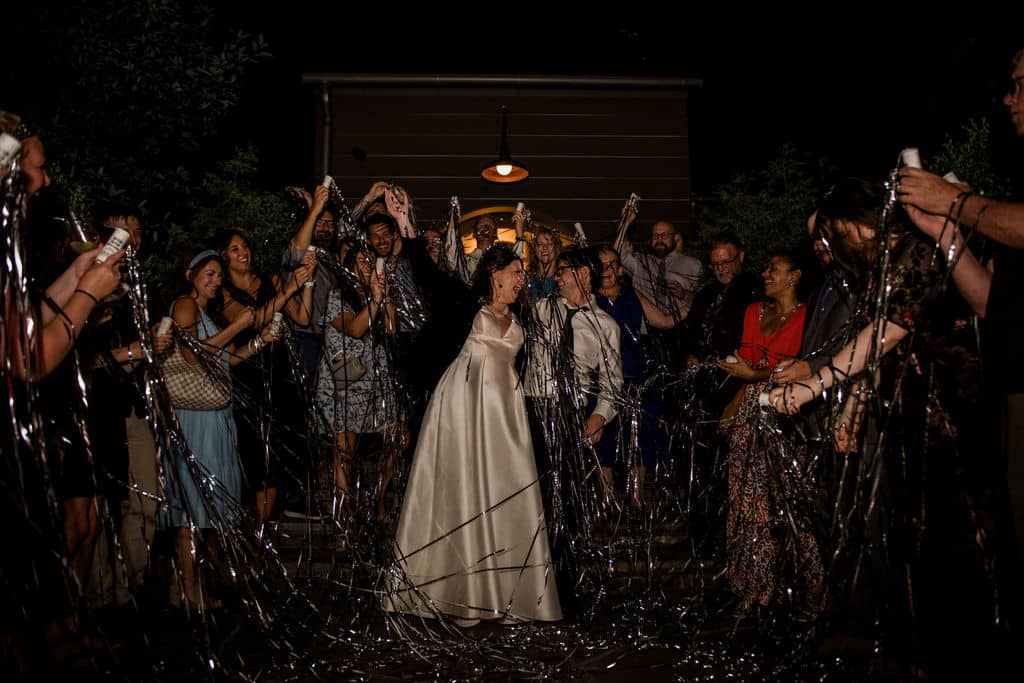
[496,163,513,176]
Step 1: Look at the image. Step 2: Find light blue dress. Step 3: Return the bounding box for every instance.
[159,306,241,529]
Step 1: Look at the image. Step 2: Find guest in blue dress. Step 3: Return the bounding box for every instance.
[159,249,279,610]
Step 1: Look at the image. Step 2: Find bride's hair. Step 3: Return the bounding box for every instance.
[471,243,521,305]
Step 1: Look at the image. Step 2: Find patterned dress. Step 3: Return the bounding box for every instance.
[315,288,399,435]
[726,302,825,612]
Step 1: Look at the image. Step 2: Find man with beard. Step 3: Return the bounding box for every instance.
[613,215,700,368]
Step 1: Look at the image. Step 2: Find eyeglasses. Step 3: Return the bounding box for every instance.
[650,232,675,243]
[555,265,574,274]
[1009,75,1024,98]
[709,254,740,269]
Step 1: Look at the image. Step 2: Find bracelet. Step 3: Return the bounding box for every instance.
[74,288,99,304]
[303,280,314,288]
[814,370,828,397]
[970,201,991,233]
[947,191,974,223]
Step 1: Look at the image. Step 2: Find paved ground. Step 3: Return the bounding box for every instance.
[67,510,887,682]
[50,472,1012,682]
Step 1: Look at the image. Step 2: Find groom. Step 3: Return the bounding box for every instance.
[524,246,623,618]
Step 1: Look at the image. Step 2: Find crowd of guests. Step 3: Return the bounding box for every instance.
[4,47,1024,679]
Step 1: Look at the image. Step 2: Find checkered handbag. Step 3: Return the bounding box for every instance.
[159,345,231,411]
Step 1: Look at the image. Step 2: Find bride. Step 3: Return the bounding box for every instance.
[386,244,562,627]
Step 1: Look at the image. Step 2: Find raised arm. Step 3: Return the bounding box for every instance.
[385,184,415,238]
[611,198,638,254]
[40,248,111,324]
[353,181,390,218]
[335,274,395,338]
[511,209,526,258]
[13,252,125,379]
[289,185,329,251]
[444,222,463,276]
[284,271,315,327]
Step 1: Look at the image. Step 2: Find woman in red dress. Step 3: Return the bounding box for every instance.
[718,250,823,615]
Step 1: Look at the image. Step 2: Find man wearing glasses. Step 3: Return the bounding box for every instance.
[286,184,339,382]
[683,232,762,365]
[445,214,524,284]
[612,208,702,369]
[612,210,702,317]
[524,247,622,618]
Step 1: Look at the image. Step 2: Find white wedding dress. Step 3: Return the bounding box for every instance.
[386,307,562,622]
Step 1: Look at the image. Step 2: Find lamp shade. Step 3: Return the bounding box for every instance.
[481,106,528,183]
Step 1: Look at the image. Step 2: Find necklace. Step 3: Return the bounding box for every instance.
[759,301,802,326]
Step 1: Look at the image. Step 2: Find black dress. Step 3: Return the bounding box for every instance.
[224,274,307,504]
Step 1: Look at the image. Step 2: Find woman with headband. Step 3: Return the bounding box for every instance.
[159,248,279,610]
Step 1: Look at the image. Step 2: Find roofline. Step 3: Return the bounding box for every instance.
[300,73,703,89]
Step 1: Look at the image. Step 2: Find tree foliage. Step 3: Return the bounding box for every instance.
[695,144,822,276]
[148,147,294,308]
[43,0,270,225]
[928,116,1012,201]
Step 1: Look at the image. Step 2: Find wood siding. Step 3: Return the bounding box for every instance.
[306,77,697,244]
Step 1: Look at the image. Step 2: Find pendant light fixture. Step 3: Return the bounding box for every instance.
[481,105,528,183]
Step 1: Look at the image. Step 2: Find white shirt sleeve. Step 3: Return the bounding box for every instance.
[591,313,623,424]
